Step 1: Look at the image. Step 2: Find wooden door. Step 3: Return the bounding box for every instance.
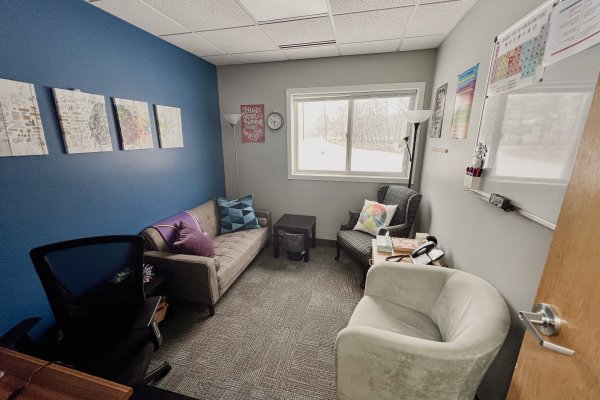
[507,75,600,398]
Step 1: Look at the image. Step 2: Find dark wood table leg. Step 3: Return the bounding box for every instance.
[303,230,310,262]
[312,221,316,248]
[273,227,280,258]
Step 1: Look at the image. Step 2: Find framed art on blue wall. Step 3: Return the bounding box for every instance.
[113,98,154,150]
[0,77,48,157]
[54,88,113,154]
[155,104,183,148]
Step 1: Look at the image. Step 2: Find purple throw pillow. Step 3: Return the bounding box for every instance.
[171,220,215,257]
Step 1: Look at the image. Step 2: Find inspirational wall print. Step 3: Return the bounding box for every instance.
[450,64,479,140]
[0,78,47,157]
[428,83,448,139]
[241,104,265,143]
[113,98,153,150]
[155,105,183,148]
[54,88,112,153]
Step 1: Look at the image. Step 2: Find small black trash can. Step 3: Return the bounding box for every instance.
[281,231,305,261]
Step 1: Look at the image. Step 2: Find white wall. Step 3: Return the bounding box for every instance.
[217,51,436,239]
[418,0,551,399]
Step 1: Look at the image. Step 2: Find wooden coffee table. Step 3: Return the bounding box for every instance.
[273,214,316,262]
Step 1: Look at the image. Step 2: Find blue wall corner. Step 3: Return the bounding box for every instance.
[0,0,225,338]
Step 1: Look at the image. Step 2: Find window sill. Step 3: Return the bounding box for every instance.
[288,172,409,184]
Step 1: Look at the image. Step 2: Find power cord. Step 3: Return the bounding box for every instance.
[5,361,53,400]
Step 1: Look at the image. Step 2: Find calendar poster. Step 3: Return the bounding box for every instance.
[487,3,552,96]
[241,104,265,143]
[450,64,479,140]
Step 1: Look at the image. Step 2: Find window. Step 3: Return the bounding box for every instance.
[287,83,425,182]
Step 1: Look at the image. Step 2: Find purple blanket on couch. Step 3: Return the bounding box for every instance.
[152,210,202,248]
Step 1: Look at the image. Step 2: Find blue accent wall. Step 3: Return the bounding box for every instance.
[0,0,225,337]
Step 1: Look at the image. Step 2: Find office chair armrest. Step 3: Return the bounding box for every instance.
[377,223,410,237]
[0,317,41,349]
[340,211,361,231]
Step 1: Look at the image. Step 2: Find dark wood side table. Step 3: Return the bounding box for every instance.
[273,214,316,262]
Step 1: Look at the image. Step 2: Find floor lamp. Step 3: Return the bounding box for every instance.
[222,113,242,198]
[403,110,432,189]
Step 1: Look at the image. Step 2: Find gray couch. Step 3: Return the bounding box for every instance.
[141,200,271,316]
[336,262,510,400]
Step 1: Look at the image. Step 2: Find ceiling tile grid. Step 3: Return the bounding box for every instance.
[88,0,479,65]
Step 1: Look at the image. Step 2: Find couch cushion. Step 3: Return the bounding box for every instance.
[349,295,442,342]
[171,220,215,257]
[217,195,260,234]
[188,200,219,239]
[213,227,269,291]
[337,230,373,265]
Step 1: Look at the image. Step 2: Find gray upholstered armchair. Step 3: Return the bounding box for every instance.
[336,262,510,400]
[335,185,422,272]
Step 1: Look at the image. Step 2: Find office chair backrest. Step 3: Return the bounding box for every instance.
[30,235,146,342]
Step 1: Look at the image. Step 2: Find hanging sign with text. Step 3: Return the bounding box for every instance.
[241,104,265,143]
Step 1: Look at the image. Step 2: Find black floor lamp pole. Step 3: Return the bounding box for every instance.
[407,122,420,189]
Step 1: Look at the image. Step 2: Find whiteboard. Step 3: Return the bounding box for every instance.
[475,1,600,228]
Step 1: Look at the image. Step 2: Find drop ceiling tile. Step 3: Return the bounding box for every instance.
[329,0,416,15]
[281,45,339,60]
[92,0,187,35]
[143,0,254,31]
[202,54,241,65]
[238,0,328,22]
[340,39,401,55]
[260,17,334,46]
[334,7,414,43]
[197,26,277,53]
[405,0,477,37]
[232,50,287,63]
[400,34,445,51]
[161,33,224,57]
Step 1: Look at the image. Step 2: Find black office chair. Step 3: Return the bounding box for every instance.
[30,235,171,386]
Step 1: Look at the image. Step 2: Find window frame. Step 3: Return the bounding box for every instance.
[286,82,426,183]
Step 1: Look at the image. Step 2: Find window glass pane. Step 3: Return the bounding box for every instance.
[297,100,349,171]
[350,96,411,173]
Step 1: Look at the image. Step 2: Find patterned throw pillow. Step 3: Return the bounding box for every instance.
[217,194,261,234]
[353,199,398,236]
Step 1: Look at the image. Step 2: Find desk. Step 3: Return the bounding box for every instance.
[0,347,131,400]
[371,239,442,267]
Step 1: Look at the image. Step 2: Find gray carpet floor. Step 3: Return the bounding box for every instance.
[151,244,364,400]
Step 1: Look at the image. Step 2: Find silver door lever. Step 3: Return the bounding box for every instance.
[518,303,575,356]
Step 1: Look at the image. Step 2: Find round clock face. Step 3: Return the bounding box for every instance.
[267,112,284,130]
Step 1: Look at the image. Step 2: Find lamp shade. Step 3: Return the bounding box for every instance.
[222,113,242,126]
[404,110,432,124]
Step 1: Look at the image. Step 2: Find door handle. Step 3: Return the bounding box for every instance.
[518,303,575,356]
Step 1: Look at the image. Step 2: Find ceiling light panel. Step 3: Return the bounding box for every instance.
[198,26,278,53]
[143,0,254,31]
[160,33,224,57]
[329,0,416,15]
[405,0,477,37]
[231,50,287,63]
[238,0,328,22]
[340,39,401,56]
[400,34,445,51]
[281,44,339,60]
[202,54,241,65]
[334,7,414,43]
[261,17,335,46]
[92,0,187,35]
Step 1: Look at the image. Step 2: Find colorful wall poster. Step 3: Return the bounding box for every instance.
[428,83,448,138]
[241,104,265,143]
[488,2,552,96]
[450,64,479,140]
[54,88,112,154]
[544,0,600,65]
[113,98,153,150]
[0,78,47,157]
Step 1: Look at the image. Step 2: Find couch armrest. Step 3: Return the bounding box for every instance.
[336,325,491,400]
[377,223,410,237]
[144,250,220,305]
[365,262,453,315]
[255,209,272,243]
[340,210,360,231]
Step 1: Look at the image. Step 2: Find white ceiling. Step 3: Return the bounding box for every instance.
[88,0,478,66]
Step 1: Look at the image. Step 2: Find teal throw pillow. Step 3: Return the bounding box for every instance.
[217,194,261,234]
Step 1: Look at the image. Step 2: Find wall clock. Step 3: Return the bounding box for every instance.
[267,111,284,130]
